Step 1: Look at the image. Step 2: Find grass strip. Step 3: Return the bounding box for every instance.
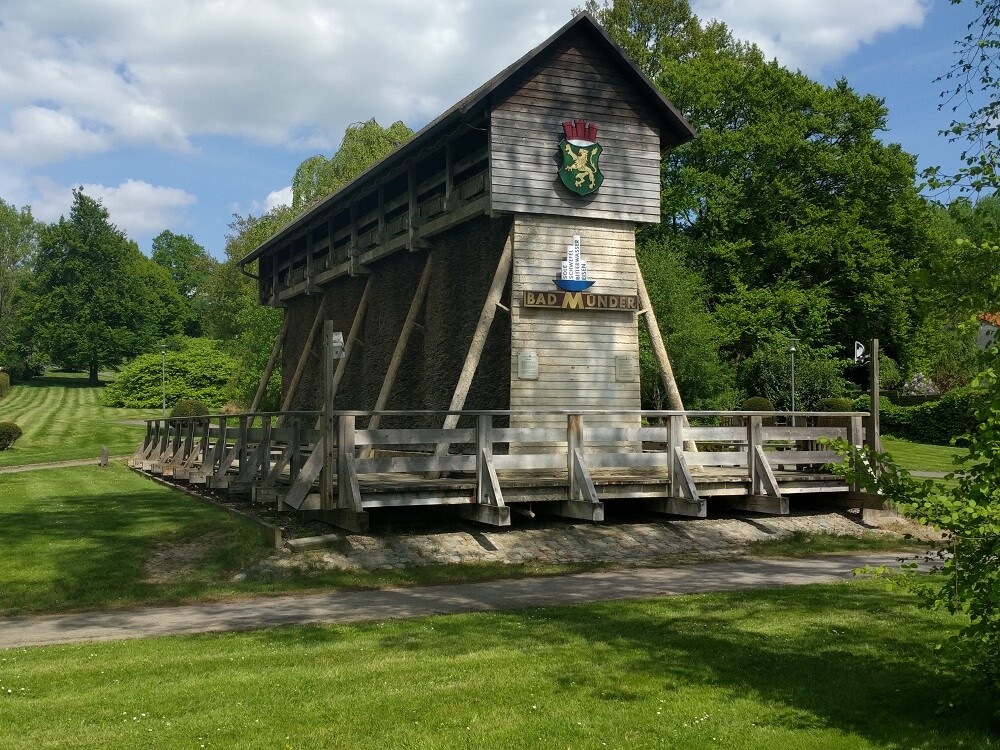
[0,373,159,467]
[0,581,994,749]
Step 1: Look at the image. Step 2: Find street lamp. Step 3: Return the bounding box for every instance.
[160,343,167,417]
[789,338,799,427]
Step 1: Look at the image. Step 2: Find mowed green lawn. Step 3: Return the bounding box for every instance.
[881,435,966,474]
[0,372,160,466]
[2,582,994,750]
[0,465,270,614]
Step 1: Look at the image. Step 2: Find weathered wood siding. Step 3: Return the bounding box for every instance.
[490,27,662,224]
[510,215,641,446]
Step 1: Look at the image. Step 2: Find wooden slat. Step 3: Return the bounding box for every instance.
[683,451,749,467]
[765,450,840,466]
[354,454,475,474]
[355,428,476,446]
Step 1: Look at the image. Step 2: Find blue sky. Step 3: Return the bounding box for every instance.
[0,1,984,259]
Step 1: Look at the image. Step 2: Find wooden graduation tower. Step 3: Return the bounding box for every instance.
[239,12,696,432]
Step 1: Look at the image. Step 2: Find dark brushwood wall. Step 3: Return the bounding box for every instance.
[490,27,662,223]
[283,215,512,424]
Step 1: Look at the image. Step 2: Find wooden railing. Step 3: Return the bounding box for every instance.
[131,409,870,530]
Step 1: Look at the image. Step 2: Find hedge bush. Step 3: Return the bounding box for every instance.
[0,421,23,451]
[0,372,10,399]
[104,338,234,410]
[169,399,210,419]
[854,388,982,445]
[816,397,853,412]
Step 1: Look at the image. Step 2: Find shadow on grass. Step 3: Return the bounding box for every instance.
[345,584,987,746]
[0,475,265,613]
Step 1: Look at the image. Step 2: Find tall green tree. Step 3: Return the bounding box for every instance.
[0,199,40,376]
[28,190,184,383]
[151,229,218,335]
[589,0,933,372]
[291,119,413,209]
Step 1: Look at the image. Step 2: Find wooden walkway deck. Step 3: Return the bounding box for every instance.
[130,409,870,532]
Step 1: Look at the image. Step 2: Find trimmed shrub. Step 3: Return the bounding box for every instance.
[741,396,776,426]
[0,421,23,451]
[741,396,775,411]
[104,338,234,409]
[855,389,982,445]
[169,399,209,419]
[0,371,10,398]
[817,397,853,412]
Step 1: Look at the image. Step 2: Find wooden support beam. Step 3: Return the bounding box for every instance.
[330,277,372,402]
[282,441,324,510]
[367,255,433,434]
[727,495,790,515]
[636,267,686,413]
[250,315,288,413]
[433,230,512,462]
[642,497,707,518]
[308,509,370,533]
[456,504,511,526]
[752,444,782,499]
[550,500,605,522]
[337,414,364,513]
[277,297,326,420]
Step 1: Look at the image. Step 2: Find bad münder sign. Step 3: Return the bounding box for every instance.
[522,290,638,312]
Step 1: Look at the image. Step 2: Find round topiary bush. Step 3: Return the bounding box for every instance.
[0,421,23,451]
[170,399,209,419]
[817,397,853,412]
[741,396,775,411]
[741,396,776,426]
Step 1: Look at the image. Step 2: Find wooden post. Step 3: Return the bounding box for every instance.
[433,230,512,459]
[367,255,433,433]
[637,268,696,451]
[322,321,341,510]
[250,316,288,413]
[868,338,881,453]
[636,268,685,412]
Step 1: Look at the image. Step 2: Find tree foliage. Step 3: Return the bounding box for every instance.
[291,119,413,209]
[25,190,185,382]
[843,356,1000,710]
[151,230,218,335]
[926,0,1000,192]
[0,199,41,377]
[588,0,933,387]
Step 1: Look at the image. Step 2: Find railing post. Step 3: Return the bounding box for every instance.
[567,413,583,501]
[337,414,356,510]
[476,414,493,505]
[668,414,683,497]
[238,415,249,471]
[848,414,864,494]
[212,416,228,473]
[748,415,763,492]
[260,415,272,477]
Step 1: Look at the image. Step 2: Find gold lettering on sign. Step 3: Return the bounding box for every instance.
[522,290,639,312]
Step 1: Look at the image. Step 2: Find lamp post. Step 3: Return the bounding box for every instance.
[789,338,799,427]
[160,343,167,417]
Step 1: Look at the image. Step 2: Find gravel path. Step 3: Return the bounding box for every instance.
[0,553,924,649]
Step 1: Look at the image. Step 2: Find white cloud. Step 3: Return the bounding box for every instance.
[0,0,570,161]
[32,178,196,239]
[262,186,293,212]
[691,0,931,73]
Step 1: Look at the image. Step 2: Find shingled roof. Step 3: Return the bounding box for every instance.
[240,12,696,268]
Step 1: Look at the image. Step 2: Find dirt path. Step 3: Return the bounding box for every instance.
[0,456,128,474]
[0,553,924,649]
